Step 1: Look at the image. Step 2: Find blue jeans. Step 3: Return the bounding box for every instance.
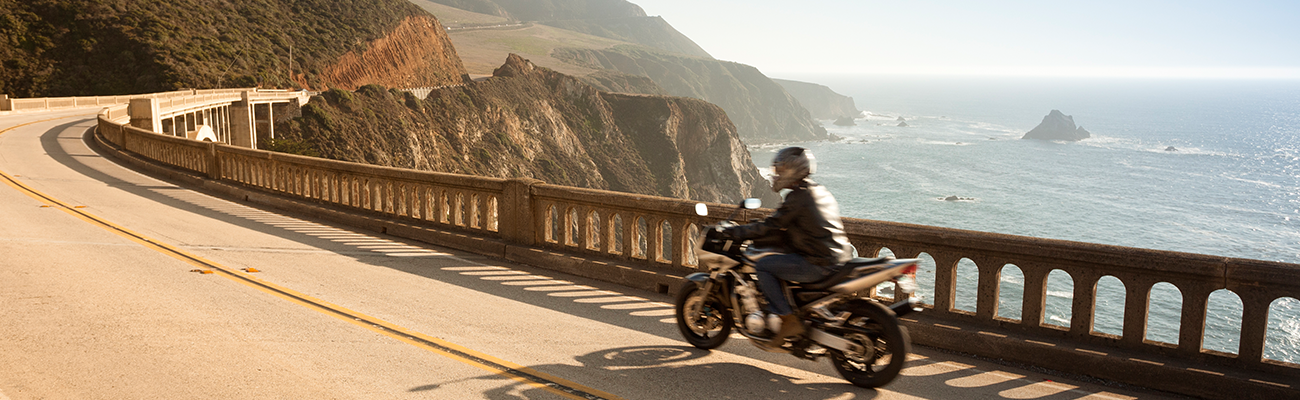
[755,253,835,315]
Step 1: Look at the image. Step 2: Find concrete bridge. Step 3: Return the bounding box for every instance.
[1,91,1296,399]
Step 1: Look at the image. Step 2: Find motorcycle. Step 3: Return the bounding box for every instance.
[674,199,922,388]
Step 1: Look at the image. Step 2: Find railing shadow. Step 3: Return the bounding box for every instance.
[410,345,1155,400]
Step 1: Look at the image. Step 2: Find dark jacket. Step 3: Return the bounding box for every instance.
[727,180,854,266]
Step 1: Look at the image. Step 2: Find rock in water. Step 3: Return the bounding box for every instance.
[1022,110,1091,141]
[834,116,856,126]
[897,121,909,127]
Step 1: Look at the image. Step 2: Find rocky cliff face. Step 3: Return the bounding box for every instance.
[316,14,466,90]
[772,79,860,120]
[278,54,776,204]
[1022,110,1091,141]
[554,47,829,143]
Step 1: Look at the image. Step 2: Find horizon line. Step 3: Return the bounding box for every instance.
[762,66,1300,80]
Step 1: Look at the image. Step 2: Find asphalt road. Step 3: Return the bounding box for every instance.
[0,110,1184,399]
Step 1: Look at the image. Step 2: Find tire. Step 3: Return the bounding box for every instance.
[674,281,733,349]
[827,299,910,388]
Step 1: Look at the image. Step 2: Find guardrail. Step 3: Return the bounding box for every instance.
[1,89,260,114]
[86,91,1298,398]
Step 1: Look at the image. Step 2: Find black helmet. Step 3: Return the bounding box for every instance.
[771,147,815,192]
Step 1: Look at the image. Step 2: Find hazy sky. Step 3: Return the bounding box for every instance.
[636,0,1300,79]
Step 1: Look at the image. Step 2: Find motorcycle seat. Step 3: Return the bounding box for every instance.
[799,257,887,290]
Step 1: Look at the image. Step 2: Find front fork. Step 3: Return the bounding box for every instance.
[683,272,717,315]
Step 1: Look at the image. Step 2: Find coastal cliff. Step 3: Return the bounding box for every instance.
[277,55,775,204]
[554,47,829,143]
[773,79,860,120]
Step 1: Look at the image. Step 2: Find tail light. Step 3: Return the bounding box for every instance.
[900,263,918,275]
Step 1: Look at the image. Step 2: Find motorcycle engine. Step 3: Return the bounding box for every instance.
[745,312,768,334]
[766,313,783,333]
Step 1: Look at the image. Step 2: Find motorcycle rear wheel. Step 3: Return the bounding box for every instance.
[827,300,910,388]
[674,281,733,349]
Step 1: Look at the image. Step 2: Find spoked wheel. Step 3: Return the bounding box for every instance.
[674,281,733,349]
[827,300,910,388]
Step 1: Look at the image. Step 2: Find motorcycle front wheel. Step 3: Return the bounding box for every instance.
[673,281,733,349]
[827,300,910,388]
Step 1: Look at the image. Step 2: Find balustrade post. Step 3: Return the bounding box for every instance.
[601,210,616,254]
[1071,271,1101,335]
[975,258,999,320]
[624,215,639,260]
[205,142,220,180]
[1122,279,1152,346]
[1236,291,1272,365]
[931,253,960,314]
[647,218,663,263]
[579,206,593,250]
[501,178,543,246]
[1177,283,1215,354]
[671,220,687,269]
[1020,264,1048,327]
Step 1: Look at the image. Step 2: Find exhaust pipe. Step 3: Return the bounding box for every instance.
[890,298,920,317]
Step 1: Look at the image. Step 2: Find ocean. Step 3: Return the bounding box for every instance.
[755,75,1300,363]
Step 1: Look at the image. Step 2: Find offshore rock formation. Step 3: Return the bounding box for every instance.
[314,15,466,90]
[772,79,860,120]
[554,47,828,143]
[1022,110,1091,141]
[278,54,776,204]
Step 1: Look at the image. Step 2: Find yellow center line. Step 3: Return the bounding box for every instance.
[1,118,622,400]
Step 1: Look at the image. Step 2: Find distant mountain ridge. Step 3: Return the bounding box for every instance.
[773,79,861,120]
[421,0,849,143]
[555,47,829,143]
[421,0,711,58]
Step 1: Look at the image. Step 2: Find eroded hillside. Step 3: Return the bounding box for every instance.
[0,0,465,96]
[276,55,776,204]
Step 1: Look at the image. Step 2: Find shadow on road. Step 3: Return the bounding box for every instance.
[419,345,876,400]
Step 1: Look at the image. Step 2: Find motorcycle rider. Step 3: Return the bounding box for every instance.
[722,147,854,348]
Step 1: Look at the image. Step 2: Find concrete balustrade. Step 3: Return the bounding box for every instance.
[69,90,1300,399]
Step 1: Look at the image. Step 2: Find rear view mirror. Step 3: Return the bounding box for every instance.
[742,198,761,209]
[694,203,709,216]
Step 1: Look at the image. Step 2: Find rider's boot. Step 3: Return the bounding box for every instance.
[769,313,805,348]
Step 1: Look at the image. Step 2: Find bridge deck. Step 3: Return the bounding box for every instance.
[0,112,1184,399]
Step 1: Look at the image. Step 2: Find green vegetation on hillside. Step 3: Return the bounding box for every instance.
[0,0,424,97]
